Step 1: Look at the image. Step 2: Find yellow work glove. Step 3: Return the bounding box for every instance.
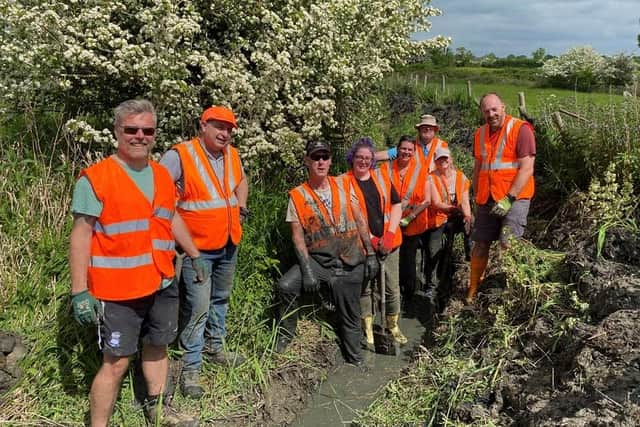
[490,195,515,217]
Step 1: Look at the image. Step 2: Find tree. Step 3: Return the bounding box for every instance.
[541,46,608,91]
[454,47,474,67]
[428,47,455,67]
[0,0,450,172]
[602,53,638,87]
[532,48,546,64]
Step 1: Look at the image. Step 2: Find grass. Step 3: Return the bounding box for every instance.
[355,240,582,426]
[389,79,625,117]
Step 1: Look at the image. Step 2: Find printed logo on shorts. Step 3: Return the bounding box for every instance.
[109,331,121,348]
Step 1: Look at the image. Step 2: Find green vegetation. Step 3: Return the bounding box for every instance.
[387,70,626,116]
[356,240,579,426]
[1,17,639,421]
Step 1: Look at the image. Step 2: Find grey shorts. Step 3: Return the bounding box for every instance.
[98,280,179,357]
[472,199,530,245]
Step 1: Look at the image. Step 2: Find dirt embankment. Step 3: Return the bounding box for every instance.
[469,214,640,426]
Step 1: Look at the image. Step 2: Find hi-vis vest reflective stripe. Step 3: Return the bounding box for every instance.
[382,158,429,236]
[431,169,470,228]
[416,137,448,173]
[474,115,535,204]
[173,137,243,250]
[345,169,402,250]
[82,157,176,301]
[289,176,365,267]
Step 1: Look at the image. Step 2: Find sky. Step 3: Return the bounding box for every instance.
[414,0,640,57]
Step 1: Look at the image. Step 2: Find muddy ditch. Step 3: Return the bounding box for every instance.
[449,207,640,426]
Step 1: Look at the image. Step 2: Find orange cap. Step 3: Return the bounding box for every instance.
[201,106,238,128]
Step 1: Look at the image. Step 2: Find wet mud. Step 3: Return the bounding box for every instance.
[0,332,25,399]
[455,202,640,426]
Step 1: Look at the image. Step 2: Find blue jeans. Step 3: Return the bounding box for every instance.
[179,242,237,371]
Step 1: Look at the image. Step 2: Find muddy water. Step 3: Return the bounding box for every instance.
[292,294,435,426]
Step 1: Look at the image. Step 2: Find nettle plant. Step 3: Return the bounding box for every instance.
[0,0,449,173]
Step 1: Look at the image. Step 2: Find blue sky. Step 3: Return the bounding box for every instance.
[414,0,639,57]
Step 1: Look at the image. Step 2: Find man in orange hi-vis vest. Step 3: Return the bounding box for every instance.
[468,93,536,304]
[160,105,248,399]
[69,99,203,426]
[274,140,378,367]
[374,114,448,173]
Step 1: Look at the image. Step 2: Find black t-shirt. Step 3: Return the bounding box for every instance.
[355,177,401,237]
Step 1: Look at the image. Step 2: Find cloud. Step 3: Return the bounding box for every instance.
[415,0,640,57]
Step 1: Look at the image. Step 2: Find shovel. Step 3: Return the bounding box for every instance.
[373,259,397,355]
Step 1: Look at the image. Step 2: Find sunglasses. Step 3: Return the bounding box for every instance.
[121,126,156,136]
[309,152,331,161]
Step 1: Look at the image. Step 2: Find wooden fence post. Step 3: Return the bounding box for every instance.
[424,75,428,87]
[518,92,529,119]
[441,75,446,93]
[552,112,564,130]
[467,80,472,98]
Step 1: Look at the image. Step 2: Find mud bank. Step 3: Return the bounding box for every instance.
[458,223,640,426]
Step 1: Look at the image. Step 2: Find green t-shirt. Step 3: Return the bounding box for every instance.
[71,159,154,216]
[71,158,174,289]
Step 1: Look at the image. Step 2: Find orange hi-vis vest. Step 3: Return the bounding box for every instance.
[432,169,470,206]
[426,173,448,229]
[416,137,448,173]
[473,115,535,204]
[81,157,176,301]
[173,137,243,250]
[382,157,429,237]
[431,169,470,226]
[344,169,402,250]
[289,176,366,267]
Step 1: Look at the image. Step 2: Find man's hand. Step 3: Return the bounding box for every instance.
[490,195,514,217]
[300,261,320,293]
[364,254,379,282]
[239,207,250,224]
[464,216,472,234]
[192,256,210,284]
[71,290,101,326]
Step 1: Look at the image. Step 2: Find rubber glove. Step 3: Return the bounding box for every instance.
[490,195,514,217]
[378,231,395,256]
[399,215,414,228]
[71,290,101,326]
[192,256,210,284]
[239,207,250,225]
[364,254,379,282]
[300,260,320,293]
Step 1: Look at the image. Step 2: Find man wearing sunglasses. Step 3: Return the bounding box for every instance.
[160,105,248,399]
[69,99,201,426]
[274,140,378,367]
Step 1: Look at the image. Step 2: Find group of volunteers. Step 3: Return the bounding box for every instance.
[68,91,535,426]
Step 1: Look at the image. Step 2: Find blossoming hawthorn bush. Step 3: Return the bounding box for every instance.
[0,0,449,172]
[540,46,637,92]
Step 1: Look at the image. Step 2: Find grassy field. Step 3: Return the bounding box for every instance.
[388,79,626,117]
